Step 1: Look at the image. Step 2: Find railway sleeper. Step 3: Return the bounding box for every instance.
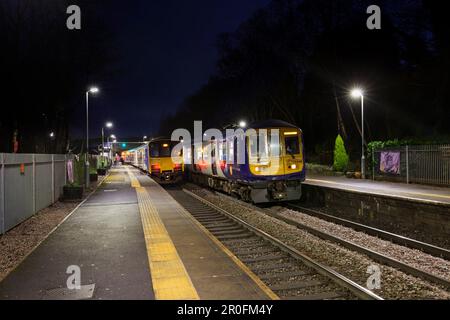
[242,254,287,263]
[215,233,254,241]
[271,280,323,291]
[258,270,312,281]
[234,246,278,255]
[212,229,250,236]
[283,291,342,300]
[207,225,242,232]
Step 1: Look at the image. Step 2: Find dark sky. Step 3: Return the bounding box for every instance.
[72,0,271,141]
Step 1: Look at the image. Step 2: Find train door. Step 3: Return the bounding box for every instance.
[281,129,302,175]
[211,140,217,176]
[144,145,149,172]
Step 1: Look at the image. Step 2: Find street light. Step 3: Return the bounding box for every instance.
[108,134,117,160]
[351,88,365,179]
[85,86,99,188]
[102,121,113,164]
[239,120,247,128]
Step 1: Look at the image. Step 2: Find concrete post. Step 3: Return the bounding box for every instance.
[64,154,67,186]
[51,154,55,203]
[372,146,375,181]
[32,154,36,214]
[406,145,409,184]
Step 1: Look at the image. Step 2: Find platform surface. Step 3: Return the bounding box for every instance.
[0,166,270,300]
[306,174,450,205]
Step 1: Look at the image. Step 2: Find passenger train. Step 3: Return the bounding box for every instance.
[125,120,305,203]
[124,137,184,183]
[187,120,305,203]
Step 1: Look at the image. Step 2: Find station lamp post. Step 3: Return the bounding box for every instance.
[351,88,365,179]
[109,134,117,161]
[102,122,113,162]
[85,86,99,188]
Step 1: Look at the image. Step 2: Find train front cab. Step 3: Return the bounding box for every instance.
[148,139,183,183]
[245,127,305,203]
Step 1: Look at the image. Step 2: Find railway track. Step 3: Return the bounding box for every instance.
[285,203,450,260]
[196,188,450,291]
[165,186,382,300]
[272,204,450,290]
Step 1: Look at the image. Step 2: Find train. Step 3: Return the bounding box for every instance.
[125,120,306,203]
[124,137,184,183]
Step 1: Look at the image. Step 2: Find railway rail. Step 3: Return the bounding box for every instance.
[184,185,450,292]
[166,186,382,300]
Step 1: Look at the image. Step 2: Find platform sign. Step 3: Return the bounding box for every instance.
[380,151,400,175]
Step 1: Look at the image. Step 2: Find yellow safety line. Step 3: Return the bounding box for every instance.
[127,168,199,300]
[126,167,142,188]
[306,178,450,201]
[136,187,199,300]
[175,202,280,300]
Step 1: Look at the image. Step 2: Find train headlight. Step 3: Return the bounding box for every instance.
[255,167,260,172]
[290,164,297,170]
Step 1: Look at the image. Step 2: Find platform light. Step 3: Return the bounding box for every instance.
[239,120,247,128]
[350,87,365,179]
[49,132,55,138]
[106,122,113,128]
[110,134,116,139]
[351,88,363,98]
[89,87,99,94]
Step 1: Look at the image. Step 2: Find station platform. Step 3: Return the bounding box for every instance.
[305,174,450,206]
[0,166,270,300]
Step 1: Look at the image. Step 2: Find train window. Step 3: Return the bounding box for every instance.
[249,134,269,159]
[269,134,280,157]
[285,136,300,155]
[171,141,183,157]
[150,143,159,157]
[220,143,227,161]
[160,142,171,157]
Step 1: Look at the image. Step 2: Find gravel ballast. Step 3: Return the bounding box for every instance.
[187,185,450,299]
[273,206,450,282]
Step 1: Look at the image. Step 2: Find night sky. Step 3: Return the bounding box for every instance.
[71,0,271,141]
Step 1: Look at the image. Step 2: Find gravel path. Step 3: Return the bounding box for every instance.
[187,185,450,299]
[0,201,79,282]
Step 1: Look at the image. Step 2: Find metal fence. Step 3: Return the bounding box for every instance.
[372,145,450,186]
[0,153,72,234]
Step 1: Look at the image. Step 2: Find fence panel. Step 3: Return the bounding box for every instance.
[3,154,35,232]
[54,155,67,202]
[373,144,450,187]
[35,154,53,212]
[0,153,73,234]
